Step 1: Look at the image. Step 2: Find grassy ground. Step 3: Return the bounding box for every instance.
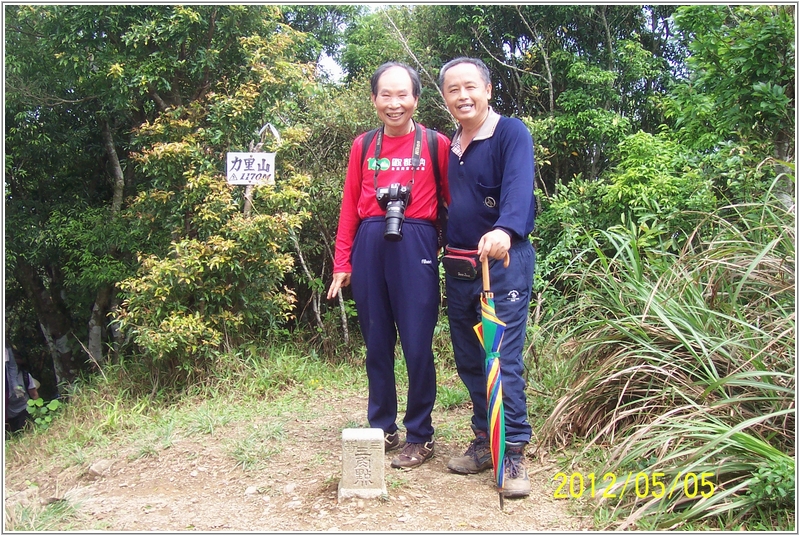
[3,332,590,531]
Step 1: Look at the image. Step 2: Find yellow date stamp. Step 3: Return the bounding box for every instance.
[553,471,716,500]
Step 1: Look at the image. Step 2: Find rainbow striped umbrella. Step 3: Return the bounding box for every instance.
[473,255,509,510]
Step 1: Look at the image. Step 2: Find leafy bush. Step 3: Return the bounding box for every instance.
[533,130,716,327]
[27,398,63,429]
[604,131,716,223]
[748,459,795,507]
[276,79,377,348]
[114,25,315,383]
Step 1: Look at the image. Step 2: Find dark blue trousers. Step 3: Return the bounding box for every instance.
[445,239,535,443]
[351,217,438,443]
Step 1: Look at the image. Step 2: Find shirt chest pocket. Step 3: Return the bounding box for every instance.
[476,181,501,210]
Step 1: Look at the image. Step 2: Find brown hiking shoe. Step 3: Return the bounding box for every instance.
[447,427,492,474]
[501,442,530,498]
[391,441,434,469]
[385,431,401,452]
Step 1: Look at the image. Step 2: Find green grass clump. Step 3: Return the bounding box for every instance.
[538,175,795,530]
[227,422,285,471]
[436,383,470,410]
[4,496,100,532]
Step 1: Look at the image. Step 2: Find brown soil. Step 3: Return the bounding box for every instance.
[4,391,591,532]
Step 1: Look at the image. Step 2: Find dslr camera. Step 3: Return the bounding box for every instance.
[375,183,412,242]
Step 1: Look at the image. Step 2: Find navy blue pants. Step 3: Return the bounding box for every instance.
[445,239,535,443]
[351,217,438,443]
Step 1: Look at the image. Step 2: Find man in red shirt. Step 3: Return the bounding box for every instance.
[327,62,450,469]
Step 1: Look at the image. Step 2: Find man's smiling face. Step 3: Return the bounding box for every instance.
[371,66,418,137]
[442,62,492,130]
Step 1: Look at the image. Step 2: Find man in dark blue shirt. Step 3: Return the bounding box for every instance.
[439,57,536,499]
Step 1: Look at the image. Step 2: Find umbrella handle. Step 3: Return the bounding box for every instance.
[481,253,510,292]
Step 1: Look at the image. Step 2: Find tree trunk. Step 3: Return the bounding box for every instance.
[102,121,126,215]
[86,121,127,366]
[15,258,77,390]
[599,6,615,72]
[316,217,349,345]
[108,296,124,366]
[87,284,112,367]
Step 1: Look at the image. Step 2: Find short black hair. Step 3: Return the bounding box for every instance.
[371,62,421,98]
[438,57,492,89]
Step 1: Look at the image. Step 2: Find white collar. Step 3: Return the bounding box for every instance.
[451,108,501,157]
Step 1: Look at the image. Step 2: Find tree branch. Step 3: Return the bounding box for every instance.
[316,216,349,345]
[148,86,169,113]
[470,26,545,81]
[599,6,615,72]
[516,6,555,113]
[193,7,218,102]
[289,228,324,332]
[383,10,455,127]
[5,77,97,107]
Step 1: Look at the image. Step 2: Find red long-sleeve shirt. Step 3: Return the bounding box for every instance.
[333,125,451,273]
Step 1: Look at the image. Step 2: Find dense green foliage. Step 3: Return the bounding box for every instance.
[4,5,794,530]
[5,5,325,387]
[668,5,794,157]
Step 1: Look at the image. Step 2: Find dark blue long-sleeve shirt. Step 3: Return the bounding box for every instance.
[446,111,536,250]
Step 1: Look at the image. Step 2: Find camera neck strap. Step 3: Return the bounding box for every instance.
[372,121,424,191]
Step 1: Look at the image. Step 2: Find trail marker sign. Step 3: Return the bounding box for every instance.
[226,152,275,185]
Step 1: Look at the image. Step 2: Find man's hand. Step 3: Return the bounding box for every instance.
[327,272,351,300]
[477,228,511,263]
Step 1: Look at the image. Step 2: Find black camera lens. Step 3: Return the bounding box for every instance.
[384,200,406,241]
[375,182,411,242]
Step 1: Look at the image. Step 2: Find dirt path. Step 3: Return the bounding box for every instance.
[4,392,591,531]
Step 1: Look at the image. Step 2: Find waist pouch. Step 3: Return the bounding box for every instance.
[442,246,481,280]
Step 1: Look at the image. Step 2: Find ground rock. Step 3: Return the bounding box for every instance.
[88,459,113,478]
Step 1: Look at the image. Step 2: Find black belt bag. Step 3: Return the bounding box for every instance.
[442,246,481,280]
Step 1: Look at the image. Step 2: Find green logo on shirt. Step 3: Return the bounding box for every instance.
[368,158,390,171]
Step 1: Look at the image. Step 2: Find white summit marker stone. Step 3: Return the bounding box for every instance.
[338,428,387,502]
